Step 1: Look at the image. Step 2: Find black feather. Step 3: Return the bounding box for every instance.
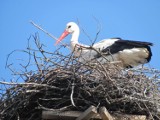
[97,38,153,62]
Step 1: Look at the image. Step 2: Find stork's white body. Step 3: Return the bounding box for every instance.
[70,38,149,67]
[56,22,152,68]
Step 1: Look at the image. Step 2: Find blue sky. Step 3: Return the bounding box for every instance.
[0,0,160,80]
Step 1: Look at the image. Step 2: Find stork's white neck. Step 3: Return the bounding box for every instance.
[70,30,79,51]
[70,27,80,44]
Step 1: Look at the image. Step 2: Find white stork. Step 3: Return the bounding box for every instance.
[55,22,153,68]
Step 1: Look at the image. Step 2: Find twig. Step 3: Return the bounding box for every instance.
[76,19,93,43]
[70,83,76,107]
[92,16,102,46]
[30,21,70,48]
[33,52,41,73]
[0,81,58,89]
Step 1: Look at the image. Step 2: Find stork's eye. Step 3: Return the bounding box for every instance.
[68,25,71,28]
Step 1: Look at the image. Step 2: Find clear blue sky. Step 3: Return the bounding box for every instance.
[0,0,160,80]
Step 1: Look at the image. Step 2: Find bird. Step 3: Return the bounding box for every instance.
[55,22,153,68]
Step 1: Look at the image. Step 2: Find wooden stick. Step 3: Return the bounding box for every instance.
[76,105,98,120]
[42,110,81,120]
[99,107,113,120]
[42,109,147,120]
[122,115,146,120]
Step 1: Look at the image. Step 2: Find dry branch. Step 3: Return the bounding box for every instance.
[30,21,69,48]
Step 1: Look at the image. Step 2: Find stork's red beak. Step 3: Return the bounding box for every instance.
[55,30,70,45]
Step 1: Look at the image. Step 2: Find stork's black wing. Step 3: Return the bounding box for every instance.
[96,38,153,62]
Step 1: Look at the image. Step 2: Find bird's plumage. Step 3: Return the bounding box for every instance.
[99,38,152,61]
[56,22,153,68]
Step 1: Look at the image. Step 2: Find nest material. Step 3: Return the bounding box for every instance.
[0,36,160,120]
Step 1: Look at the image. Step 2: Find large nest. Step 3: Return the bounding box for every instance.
[0,34,160,120]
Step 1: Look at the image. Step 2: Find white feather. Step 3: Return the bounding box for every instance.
[118,48,149,67]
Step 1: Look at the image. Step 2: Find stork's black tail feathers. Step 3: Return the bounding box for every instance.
[102,38,153,63]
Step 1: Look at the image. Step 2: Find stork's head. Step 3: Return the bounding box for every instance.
[55,22,79,45]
